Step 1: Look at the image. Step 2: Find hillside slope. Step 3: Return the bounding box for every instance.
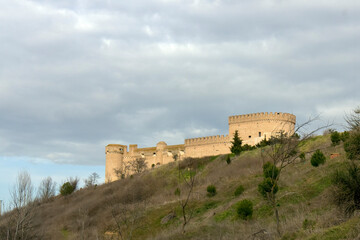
[1,134,359,240]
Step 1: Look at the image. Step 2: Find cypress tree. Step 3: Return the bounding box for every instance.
[230,130,243,155]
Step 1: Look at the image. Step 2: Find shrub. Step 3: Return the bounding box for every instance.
[331,131,341,146]
[234,185,244,197]
[331,162,360,216]
[174,187,180,196]
[310,149,326,167]
[207,185,216,197]
[344,131,360,160]
[60,182,75,196]
[60,177,79,196]
[299,152,306,162]
[340,131,350,142]
[263,162,279,179]
[302,218,316,230]
[226,155,231,164]
[236,199,253,220]
[258,178,278,198]
[151,163,155,168]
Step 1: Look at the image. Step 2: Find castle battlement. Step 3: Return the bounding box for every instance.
[185,135,229,146]
[228,112,296,124]
[106,111,296,182]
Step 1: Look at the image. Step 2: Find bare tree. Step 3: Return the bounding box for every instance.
[8,171,36,240]
[37,177,56,202]
[345,106,360,131]
[130,158,147,174]
[107,193,147,240]
[176,158,198,234]
[84,172,100,188]
[259,117,330,236]
[114,163,131,180]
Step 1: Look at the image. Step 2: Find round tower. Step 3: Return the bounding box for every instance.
[156,141,167,165]
[105,144,127,182]
[228,112,296,145]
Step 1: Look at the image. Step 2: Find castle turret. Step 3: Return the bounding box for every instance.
[156,141,167,165]
[105,144,127,182]
[228,112,296,145]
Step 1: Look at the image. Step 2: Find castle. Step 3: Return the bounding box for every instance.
[105,112,296,182]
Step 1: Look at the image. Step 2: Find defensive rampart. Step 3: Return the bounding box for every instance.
[105,112,296,182]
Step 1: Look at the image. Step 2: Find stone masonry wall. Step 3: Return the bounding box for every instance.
[105,112,296,182]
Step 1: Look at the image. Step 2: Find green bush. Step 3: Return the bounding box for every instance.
[331,162,360,216]
[310,149,326,167]
[331,131,341,146]
[60,182,75,196]
[234,185,244,197]
[344,131,360,160]
[258,178,278,198]
[174,187,180,196]
[226,155,231,164]
[263,162,279,179]
[340,131,350,142]
[299,152,306,162]
[207,185,217,197]
[236,199,253,220]
[302,218,316,230]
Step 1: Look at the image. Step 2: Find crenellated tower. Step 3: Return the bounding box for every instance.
[105,144,127,182]
[228,112,296,145]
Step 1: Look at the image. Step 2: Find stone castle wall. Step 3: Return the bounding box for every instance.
[105,112,296,182]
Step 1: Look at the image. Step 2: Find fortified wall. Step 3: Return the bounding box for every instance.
[105,112,296,182]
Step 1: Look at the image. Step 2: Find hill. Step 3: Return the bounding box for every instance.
[1,134,359,239]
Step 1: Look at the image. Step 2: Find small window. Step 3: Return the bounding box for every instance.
[249,135,251,138]
[259,132,261,137]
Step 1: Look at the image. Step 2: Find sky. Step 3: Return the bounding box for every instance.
[0,0,359,208]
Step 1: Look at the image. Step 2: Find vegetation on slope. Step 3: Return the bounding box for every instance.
[1,107,360,239]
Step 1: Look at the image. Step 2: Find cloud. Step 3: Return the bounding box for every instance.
[0,0,359,166]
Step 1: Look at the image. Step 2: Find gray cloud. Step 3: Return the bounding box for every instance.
[0,0,359,165]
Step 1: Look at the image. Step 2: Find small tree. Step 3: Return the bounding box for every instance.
[230,130,243,156]
[206,185,216,197]
[331,131,341,146]
[234,185,244,197]
[60,177,79,196]
[331,162,360,216]
[37,176,56,201]
[130,158,148,174]
[226,155,231,164]
[237,199,253,220]
[84,172,100,188]
[310,150,326,167]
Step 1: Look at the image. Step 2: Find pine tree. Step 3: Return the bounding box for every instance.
[230,130,243,155]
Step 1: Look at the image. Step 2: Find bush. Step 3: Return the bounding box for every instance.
[331,162,360,216]
[60,182,75,196]
[310,149,326,167]
[207,185,216,197]
[174,187,180,196]
[344,131,360,160]
[340,131,350,142]
[258,178,278,198]
[234,185,244,197]
[331,131,341,146]
[302,218,316,230]
[236,199,253,220]
[299,152,306,162]
[263,162,279,179]
[60,177,79,196]
[226,155,231,164]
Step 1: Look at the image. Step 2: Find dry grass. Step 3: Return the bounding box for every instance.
[0,135,358,239]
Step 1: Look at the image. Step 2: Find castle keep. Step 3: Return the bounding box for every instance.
[105,112,296,182]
